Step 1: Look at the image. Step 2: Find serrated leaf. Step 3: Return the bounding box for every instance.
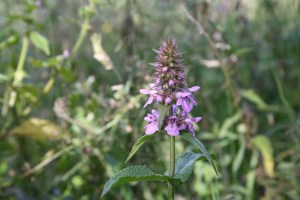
[101,165,181,197]
[182,133,218,176]
[125,134,155,163]
[30,31,50,55]
[158,104,169,130]
[252,135,274,177]
[170,152,205,182]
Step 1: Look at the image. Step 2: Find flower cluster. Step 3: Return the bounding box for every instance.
[140,37,202,136]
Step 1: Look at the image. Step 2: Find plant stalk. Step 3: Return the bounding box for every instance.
[13,36,29,87]
[168,136,175,200]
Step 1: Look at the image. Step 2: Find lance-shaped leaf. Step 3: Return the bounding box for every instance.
[101,165,181,197]
[252,135,274,177]
[165,152,205,182]
[182,133,218,176]
[158,104,169,130]
[125,134,155,163]
[30,31,50,55]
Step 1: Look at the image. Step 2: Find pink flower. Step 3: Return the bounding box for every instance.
[176,86,200,112]
[184,116,202,136]
[165,116,179,136]
[144,110,159,134]
[140,83,161,108]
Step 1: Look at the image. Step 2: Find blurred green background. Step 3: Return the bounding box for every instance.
[0,0,300,199]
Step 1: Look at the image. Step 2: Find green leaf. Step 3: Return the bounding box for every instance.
[11,118,68,140]
[125,134,155,163]
[172,152,205,182]
[219,111,242,138]
[240,89,279,112]
[0,35,19,50]
[0,73,9,83]
[182,133,218,176]
[101,165,181,197]
[158,104,169,130]
[252,135,274,177]
[30,31,50,55]
[232,135,246,174]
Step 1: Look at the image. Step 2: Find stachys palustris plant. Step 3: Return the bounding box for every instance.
[101,37,218,200]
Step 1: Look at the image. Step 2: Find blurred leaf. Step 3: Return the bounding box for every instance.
[11,118,67,140]
[30,31,50,55]
[58,66,74,83]
[182,133,218,176]
[0,35,19,50]
[252,135,274,177]
[101,165,181,197]
[246,152,259,200]
[43,77,55,93]
[125,134,155,163]
[240,90,279,111]
[7,14,33,24]
[172,152,205,182]
[219,111,242,138]
[246,170,256,200]
[234,47,252,56]
[201,59,220,68]
[232,136,246,174]
[20,84,39,101]
[0,73,9,83]
[90,33,113,70]
[31,56,63,68]
[79,5,95,18]
[158,104,169,130]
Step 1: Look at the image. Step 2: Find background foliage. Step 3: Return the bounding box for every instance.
[0,0,300,199]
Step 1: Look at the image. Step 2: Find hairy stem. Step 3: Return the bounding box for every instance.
[168,136,175,200]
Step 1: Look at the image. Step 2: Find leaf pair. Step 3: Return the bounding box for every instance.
[101,132,218,197]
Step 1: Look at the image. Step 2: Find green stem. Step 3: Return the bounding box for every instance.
[13,36,29,87]
[168,136,175,200]
[72,0,95,54]
[72,19,90,54]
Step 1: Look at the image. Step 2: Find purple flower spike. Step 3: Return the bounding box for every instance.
[140,37,202,136]
[144,110,159,134]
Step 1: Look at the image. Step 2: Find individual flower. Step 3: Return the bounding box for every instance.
[139,83,162,108]
[144,110,159,134]
[184,116,202,136]
[176,86,200,112]
[165,116,179,136]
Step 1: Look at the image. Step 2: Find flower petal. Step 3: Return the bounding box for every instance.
[189,123,195,136]
[152,109,158,116]
[176,98,183,106]
[165,123,179,136]
[140,89,151,94]
[145,123,158,134]
[192,117,202,123]
[189,86,200,92]
[143,96,154,108]
[182,99,192,112]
